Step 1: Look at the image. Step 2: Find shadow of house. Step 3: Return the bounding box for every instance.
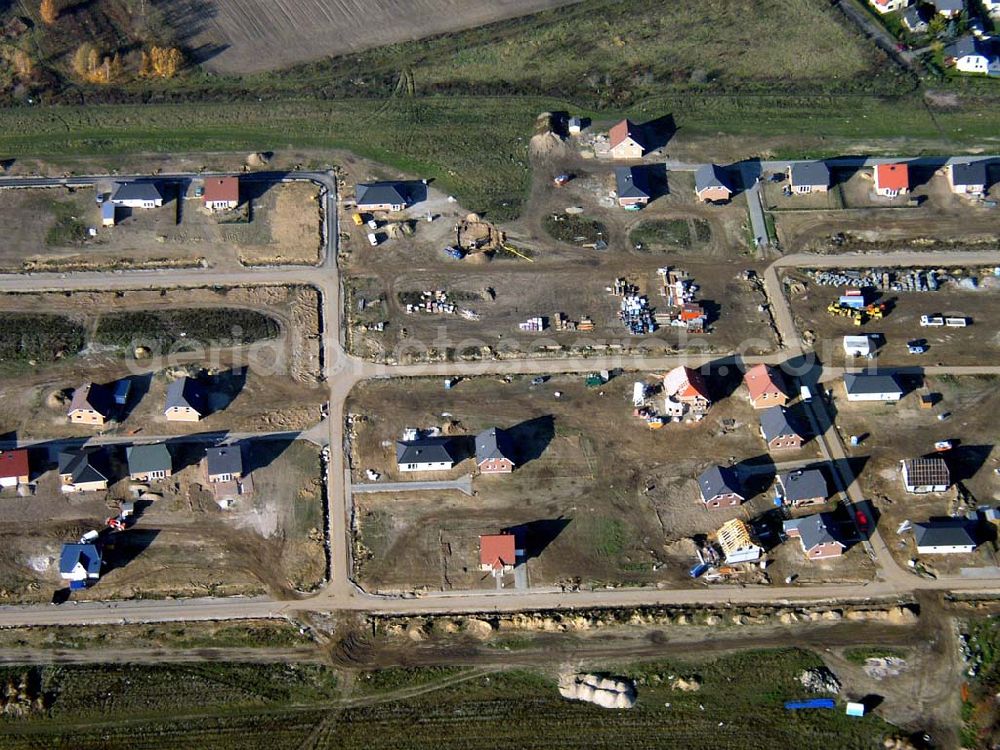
[206,367,248,416]
[731,157,764,193]
[506,415,555,466]
[503,517,572,560]
[945,444,992,483]
[734,454,777,499]
[643,163,669,200]
[241,435,301,474]
[117,372,152,422]
[102,529,160,575]
[640,114,676,152]
[164,436,212,474]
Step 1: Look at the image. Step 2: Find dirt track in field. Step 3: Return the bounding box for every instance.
[168,0,583,74]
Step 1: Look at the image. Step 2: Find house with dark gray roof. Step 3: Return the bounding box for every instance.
[475,427,516,474]
[945,36,998,74]
[206,445,243,483]
[164,377,208,422]
[946,159,990,194]
[698,465,744,509]
[355,182,410,211]
[783,513,845,559]
[759,406,804,451]
[396,437,459,472]
[786,162,830,194]
[932,0,964,17]
[902,5,929,32]
[914,520,976,554]
[59,543,102,583]
[614,166,650,207]
[778,469,829,507]
[843,372,903,402]
[127,443,173,482]
[694,164,733,203]
[58,448,110,492]
[110,182,163,208]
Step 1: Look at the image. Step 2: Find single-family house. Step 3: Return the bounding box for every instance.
[901,457,950,493]
[760,406,804,451]
[843,335,873,358]
[608,119,645,159]
[984,0,1000,19]
[843,372,903,402]
[568,116,583,135]
[694,164,733,203]
[902,5,929,31]
[396,437,458,472]
[944,37,998,75]
[68,383,115,425]
[786,162,830,194]
[59,542,102,584]
[355,182,409,212]
[663,366,712,411]
[778,469,829,507]
[914,520,976,554]
[932,0,964,17]
[743,363,788,409]
[479,533,518,574]
[615,166,650,207]
[870,0,909,13]
[126,443,173,482]
[698,465,744,509]
[874,163,910,197]
[782,513,846,560]
[716,518,762,564]
[110,182,163,208]
[206,445,243,483]
[164,377,208,422]
[946,160,989,195]
[475,427,517,474]
[203,176,239,210]
[0,449,29,489]
[101,201,116,227]
[58,448,110,492]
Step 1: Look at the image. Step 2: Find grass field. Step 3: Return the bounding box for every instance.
[0,649,898,748]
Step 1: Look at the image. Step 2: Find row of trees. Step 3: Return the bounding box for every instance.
[40,2,183,82]
[71,43,184,84]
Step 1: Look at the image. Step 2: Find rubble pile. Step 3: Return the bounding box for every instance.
[558,673,637,709]
[798,667,841,695]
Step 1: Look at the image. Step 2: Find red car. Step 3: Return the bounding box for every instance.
[855,510,869,530]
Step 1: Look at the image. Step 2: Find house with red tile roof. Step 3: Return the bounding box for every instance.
[203,176,239,211]
[873,163,909,197]
[663,366,712,411]
[479,533,517,574]
[0,449,29,489]
[608,119,645,159]
[743,364,788,409]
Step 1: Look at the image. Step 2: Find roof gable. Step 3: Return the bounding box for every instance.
[60,543,102,576]
[914,520,975,548]
[609,119,643,150]
[875,163,909,191]
[479,534,516,569]
[111,182,162,203]
[950,159,988,186]
[126,443,172,474]
[789,162,830,187]
[844,372,902,396]
[615,166,650,199]
[396,437,457,465]
[778,469,828,503]
[695,164,731,193]
[760,406,801,443]
[69,382,114,417]
[744,364,785,402]
[783,513,844,552]
[663,366,711,401]
[58,448,109,484]
[699,465,742,500]
[902,457,950,487]
[165,377,207,414]
[203,176,239,203]
[356,182,408,207]
[475,427,515,464]
[206,445,243,476]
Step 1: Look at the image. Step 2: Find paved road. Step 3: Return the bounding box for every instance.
[746,180,769,250]
[0,173,997,626]
[0,430,303,451]
[351,475,474,497]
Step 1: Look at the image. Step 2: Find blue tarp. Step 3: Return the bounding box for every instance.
[785,698,835,710]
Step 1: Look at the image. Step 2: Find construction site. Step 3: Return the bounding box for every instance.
[346,373,870,594]
[783,265,1000,366]
[0,438,326,603]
